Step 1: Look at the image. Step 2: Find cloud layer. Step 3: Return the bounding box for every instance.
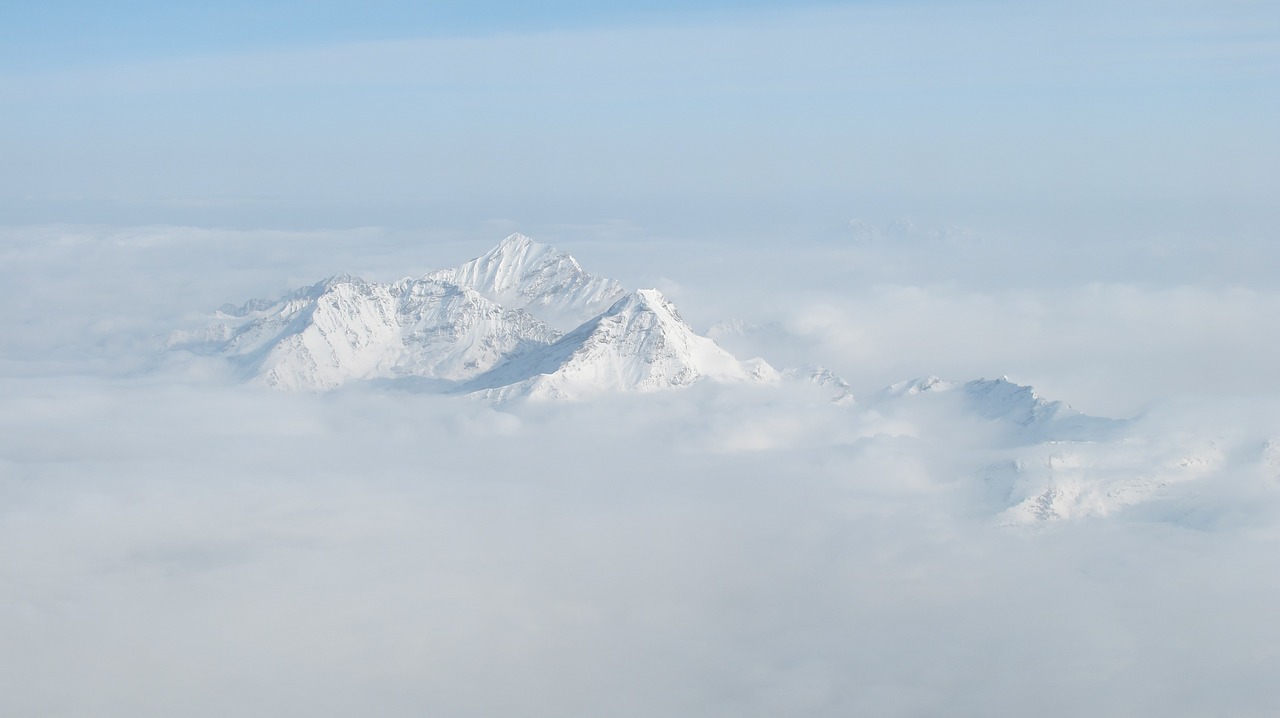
[2,225,1279,715]
[3,376,1279,717]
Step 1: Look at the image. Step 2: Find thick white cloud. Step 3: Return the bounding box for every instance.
[2,376,1279,716]
[2,225,1279,715]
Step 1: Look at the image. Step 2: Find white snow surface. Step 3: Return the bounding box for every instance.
[467,289,779,401]
[994,436,1227,525]
[868,375,1185,523]
[172,275,558,392]
[174,235,773,397]
[428,233,626,330]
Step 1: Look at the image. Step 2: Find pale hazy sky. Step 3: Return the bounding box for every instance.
[3,0,1276,235]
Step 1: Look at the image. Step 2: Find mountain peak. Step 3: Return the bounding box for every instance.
[466,288,777,400]
[175,274,559,392]
[495,232,537,252]
[500,231,534,245]
[875,375,958,400]
[428,233,623,329]
[873,375,1123,443]
[781,366,856,405]
[175,234,775,400]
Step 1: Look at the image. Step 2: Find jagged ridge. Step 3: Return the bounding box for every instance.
[173,275,559,391]
[172,235,775,397]
[428,233,625,330]
[466,289,778,401]
[874,375,1123,442]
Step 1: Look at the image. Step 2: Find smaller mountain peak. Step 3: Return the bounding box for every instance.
[299,273,368,299]
[965,377,1038,399]
[782,365,856,405]
[463,286,775,400]
[318,273,364,287]
[903,375,956,394]
[873,375,958,402]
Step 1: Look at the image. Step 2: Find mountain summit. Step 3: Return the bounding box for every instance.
[173,235,774,398]
[466,289,779,400]
[428,233,625,330]
[170,274,558,392]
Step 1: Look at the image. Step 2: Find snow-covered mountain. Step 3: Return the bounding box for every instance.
[465,289,778,401]
[168,234,1261,526]
[170,275,559,391]
[874,375,1122,443]
[867,375,1192,524]
[985,433,1228,526]
[173,235,773,397]
[780,366,856,405]
[429,233,625,330]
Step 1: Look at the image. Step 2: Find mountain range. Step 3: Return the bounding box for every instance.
[170,233,777,399]
[171,234,1112,421]
[174,233,1237,525]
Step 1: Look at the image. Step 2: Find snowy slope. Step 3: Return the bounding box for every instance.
[428,233,626,330]
[874,375,959,400]
[780,366,856,405]
[172,235,773,398]
[866,375,1228,524]
[993,436,1226,525]
[867,375,1215,523]
[465,289,779,401]
[172,275,558,391]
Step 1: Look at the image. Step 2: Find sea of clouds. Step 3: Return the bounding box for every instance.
[2,223,1279,716]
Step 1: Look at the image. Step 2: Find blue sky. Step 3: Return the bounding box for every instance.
[1,0,851,68]
[2,0,1277,236]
